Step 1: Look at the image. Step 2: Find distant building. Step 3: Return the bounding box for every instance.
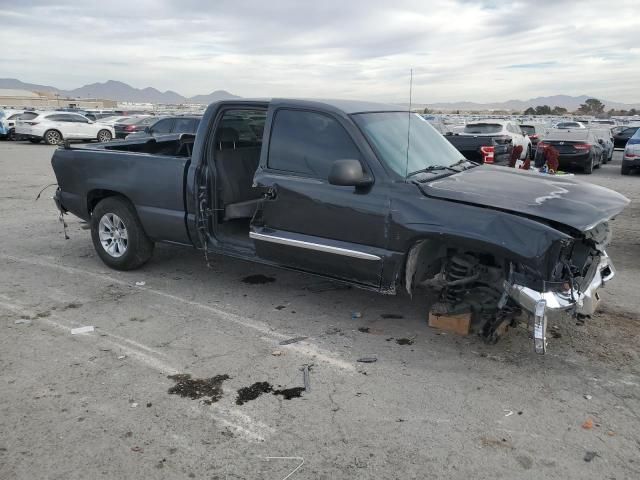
[0,89,117,109]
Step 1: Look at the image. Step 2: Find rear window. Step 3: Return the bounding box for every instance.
[463,123,502,134]
[520,125,535,135]
[556,122,581,128]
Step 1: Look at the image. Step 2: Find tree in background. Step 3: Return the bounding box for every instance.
[523,107,536,115]
[423,107,432,114]
[551,106,567,115]
[534,105,552,115]
[577,98,605,115]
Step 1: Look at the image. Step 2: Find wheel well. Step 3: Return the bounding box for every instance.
[44,128,62,137]
[87,189,128,214]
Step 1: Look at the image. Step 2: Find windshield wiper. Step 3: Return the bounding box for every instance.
[406,165,451,177]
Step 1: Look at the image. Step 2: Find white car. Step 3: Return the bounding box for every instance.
[553,121,586,129]
[461,120,531,159]
[15,111,115,145]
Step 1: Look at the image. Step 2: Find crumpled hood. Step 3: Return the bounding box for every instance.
[419,166,629,232]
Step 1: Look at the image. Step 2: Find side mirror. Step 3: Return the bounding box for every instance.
[328,159,373,187]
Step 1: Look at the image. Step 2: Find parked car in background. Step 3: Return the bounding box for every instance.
[590,128,614,163]
[84,112,117,122]
[113,116,154,139]
[422,115,451,135]
[519,123,545,149]
[621,128,640,175]
[6,111,38,140]
[125,115,201,140]
[536,129,604,173]
[613,126,639,149]
[591,119,616,127]
[15,111,114,145]
[461,120,531,159]
[553,121,586,129]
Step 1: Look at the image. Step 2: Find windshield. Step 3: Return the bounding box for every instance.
[353,112,464,178]
[464,123,502,134]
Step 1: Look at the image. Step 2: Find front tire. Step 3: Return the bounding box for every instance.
[90,197,154,270]
[97,129,112,142]
[44,129,62,145]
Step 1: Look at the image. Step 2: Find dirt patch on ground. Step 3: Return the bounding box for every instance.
[167,373,230,403]
[241,274,275,284]
[236,382,273,405]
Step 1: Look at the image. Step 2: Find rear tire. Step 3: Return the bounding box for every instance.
[8,128,15,141]
[594,154,602,169]
[90,196,154,270]
[583,155,594,174]
[44,129,62,145]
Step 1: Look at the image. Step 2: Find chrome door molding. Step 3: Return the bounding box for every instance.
[249,231,381,261]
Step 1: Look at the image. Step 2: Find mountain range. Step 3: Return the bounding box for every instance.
[2,78,639,111]
[0,78,240,104]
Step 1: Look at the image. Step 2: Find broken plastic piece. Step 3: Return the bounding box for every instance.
[135,281,146,286]
[71,326,95,335]
[533,299,547,354]
[357,357,377,363]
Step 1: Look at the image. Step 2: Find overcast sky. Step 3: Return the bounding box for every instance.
[1,0,638,103]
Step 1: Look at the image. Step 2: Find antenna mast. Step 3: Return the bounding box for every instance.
[405,68,413,178]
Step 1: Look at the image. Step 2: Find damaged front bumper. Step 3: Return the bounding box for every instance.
[505,252,615,354]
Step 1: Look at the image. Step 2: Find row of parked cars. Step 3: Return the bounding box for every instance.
[426,115,639,175]
[0,108,202,145]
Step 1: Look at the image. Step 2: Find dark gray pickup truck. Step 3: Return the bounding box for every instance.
[52,99,629,353]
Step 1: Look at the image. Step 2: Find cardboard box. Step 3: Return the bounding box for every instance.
[428,311,471,336]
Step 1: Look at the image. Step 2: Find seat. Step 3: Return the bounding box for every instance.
[215,128,262,221]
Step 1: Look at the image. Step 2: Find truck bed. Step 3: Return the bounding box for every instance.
[51,135,194,245]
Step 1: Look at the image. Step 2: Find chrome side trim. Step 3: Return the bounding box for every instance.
[249,231,381,261]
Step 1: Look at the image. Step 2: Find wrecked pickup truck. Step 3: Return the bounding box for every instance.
[51,99,629,353]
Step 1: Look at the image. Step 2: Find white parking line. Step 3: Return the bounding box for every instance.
[0,253,356,372]
[0,296,271,442]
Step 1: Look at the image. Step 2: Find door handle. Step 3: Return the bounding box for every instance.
[263,186,277,200]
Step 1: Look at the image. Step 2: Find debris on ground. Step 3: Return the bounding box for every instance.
[357,357,377,363]
[71,326,95,335]
[504,410,514,417]
[271,350,283,356]
[357,327,370,333]
[583,451,598,462]
[480,437,513,449]
[275,305,286,310]
[236,382,273,405]
[582,418,594,430]
[135,281,146,286]
[241,274,275,284]
[131,446,144,453]
[324,326,341,335]
[395,337,414,345]
[279,336,308,345]
[14,319,32,325]
[351,312,362,319]
[167,373,230,403]
[584,394,592,400]
[117,355,127,360]
[381,313,403,319]
[130,402,138,408]
[273,387,305,400]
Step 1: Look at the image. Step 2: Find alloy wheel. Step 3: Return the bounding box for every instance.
[98,213,128,257]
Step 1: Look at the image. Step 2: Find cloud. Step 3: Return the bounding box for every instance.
[0,0,638,103]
